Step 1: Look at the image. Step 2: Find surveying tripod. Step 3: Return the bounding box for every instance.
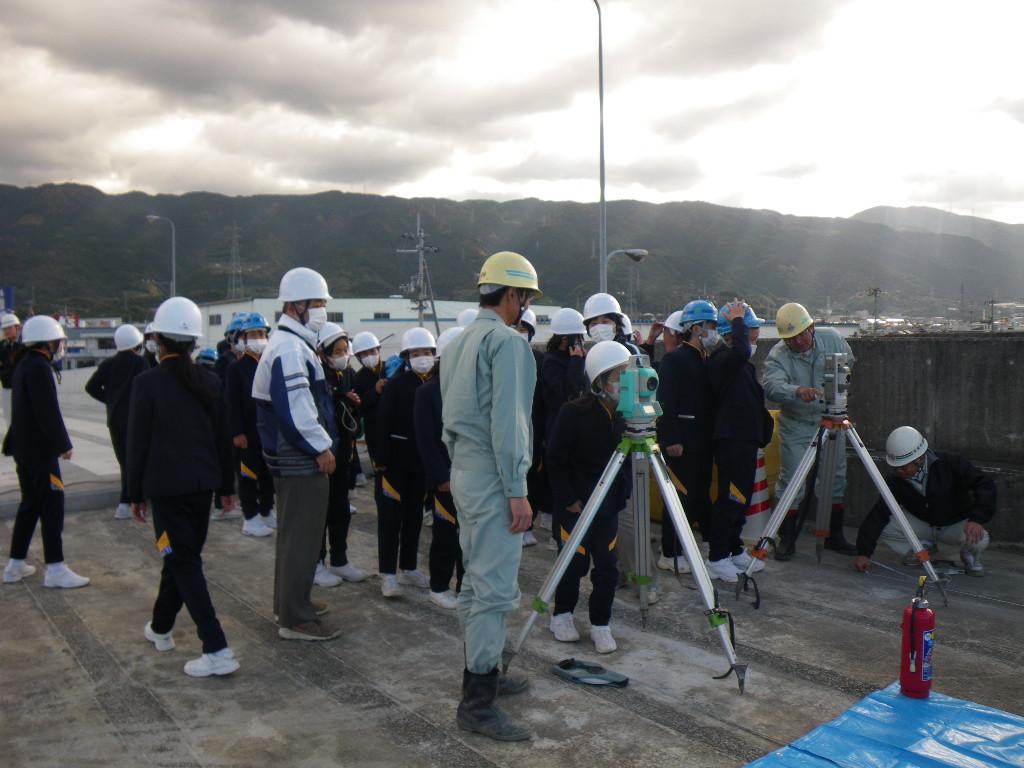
[736,353,949,607]
[503,355,747,693]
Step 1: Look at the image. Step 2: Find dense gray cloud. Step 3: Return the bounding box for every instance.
[909,173,1024,206]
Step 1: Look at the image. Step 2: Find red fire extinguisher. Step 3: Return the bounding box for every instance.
[900,575,935,699]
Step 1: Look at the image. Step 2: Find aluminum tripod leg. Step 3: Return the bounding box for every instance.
[630,450,654,626]
[845,425,950,606]
[650,450,747,693]
[502,449,629,673]
[814,429,841,563]
[737,425,826,597]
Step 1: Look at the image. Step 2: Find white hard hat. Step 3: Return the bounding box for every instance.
[520,308,537,330]
[582,292,623,323]
[401,327,436,353]
[621,314,633,335]
[664,310,685,333]
[351,331,380,355]
[114,324,145,351]
[457,308,478,327]
[151,296,204,340]
[317,322,348,351]
[1,313,21,329]
[21,315,66,344]
[278,267,331,302]
[436,326,464,358]
[585,340,631,385]
[885,426,929,467]
[550,307,586,336]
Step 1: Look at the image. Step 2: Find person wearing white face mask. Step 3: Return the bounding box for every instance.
[514,309,548,548]
[313,323,367,587]
[224,313,276,537]
[143,323,159,368]
[582,293,641,354]
[545,340,632,655]
[253,267,342,642]
[374,328,436,598]
[352,331,387,499]
[2,316,90,589]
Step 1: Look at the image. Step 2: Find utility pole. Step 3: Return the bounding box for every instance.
[227,222,244,300]
[866,287,882,333]
[397,213,441,336]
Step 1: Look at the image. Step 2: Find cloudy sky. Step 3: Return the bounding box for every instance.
[4,0,1024,221]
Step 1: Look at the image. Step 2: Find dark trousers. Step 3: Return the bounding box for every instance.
[320,469,352,567]
[663,451,714,555]
[274,474,329,628]
[9,457,65,563]
[708,439,758,561]
[236,445,274,520]
[110,425,130,504]
[526,458,550,531]
[149,492,228,654]
[376,467,424,574]
[428,489,464,593]
[553,507,619,626]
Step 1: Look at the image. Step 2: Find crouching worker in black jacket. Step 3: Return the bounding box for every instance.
[546,340,633,655]
[854,426,995,576]
[414,327,466,611]
[127,298,239,678]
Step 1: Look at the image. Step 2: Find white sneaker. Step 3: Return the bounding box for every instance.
[327,562,367,583]
[114,503,132,520]
[537,512,552,531]
[242,517,274,538]
[960,546,984,576]
[706,558,741,583]
[398,569,429,589]
[3,560,36,583]
[314,562,343,588]
[183,647,239,678]
[657,554,691,574]
[144,621,175,652]
[429,590,458,609]
[381,574,402,598]
[354,473,368,487]
[549,612,580,642]
[731,549,764,574]
[647,586,659,604]
[349,504,357,515]
[263,510,277,529]
[43,564,90,589]
[210,508,242,521]
[591,625,617,654]
[546,537,558,552]
[423,508,433,527]
[522,530,538,548]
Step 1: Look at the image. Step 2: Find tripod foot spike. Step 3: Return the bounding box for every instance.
[734,663,748,694]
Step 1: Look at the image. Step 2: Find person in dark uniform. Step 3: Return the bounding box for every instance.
[85,323,149,521]
[127,297,239,677]
[142,323,159,368]
[196,347,218,369]
[1,312,23,427]
[213,314,245,383]
[582,293,642,354]
[546,340,632,655]
[414,326,465,610]
[352,331,387,500]
[2,316,90,588]
[516,309,548,548]
[375,327,435,599]
[314,323,367,586]
[224,312,276,538]
[655,299,718,573]
[704,302,774,583]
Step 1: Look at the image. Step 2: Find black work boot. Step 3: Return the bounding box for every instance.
[498,669,530,696]
[824,504,857,555]
[775,511,799,561]
[456,668,531,741]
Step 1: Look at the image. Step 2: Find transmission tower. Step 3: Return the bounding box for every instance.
[227,222,244,300]
[866,287,882,333]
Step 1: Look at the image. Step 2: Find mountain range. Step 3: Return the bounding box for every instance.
[1,183,1021,320]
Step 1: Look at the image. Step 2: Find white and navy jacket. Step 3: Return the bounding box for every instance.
[253,314,337,476]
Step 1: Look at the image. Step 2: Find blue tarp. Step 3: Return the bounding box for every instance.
[748,682,1024,767]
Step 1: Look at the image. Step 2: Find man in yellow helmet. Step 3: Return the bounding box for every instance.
[440,251,539,742]
[763,302,857,560]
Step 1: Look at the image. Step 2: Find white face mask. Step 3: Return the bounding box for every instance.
[361,353,380,369]
[605,381,620,401]
[700,329,720,350]
[233,340,245,354]
[305,306,328,333]
[246,339,268,355]
[589,323,615,342]
[145,339,158,355]
[52,342,65,362]
[410,356,434,375]
[330,354,349,370]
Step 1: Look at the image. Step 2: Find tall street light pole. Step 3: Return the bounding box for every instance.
[146,215,176,297]
[593,0,608,292]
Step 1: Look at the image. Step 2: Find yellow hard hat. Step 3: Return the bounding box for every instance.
[477,251,540,295]
[776,302,813,339]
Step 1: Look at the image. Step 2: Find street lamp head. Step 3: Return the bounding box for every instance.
[624,249,648,263]
[146,214,161,223]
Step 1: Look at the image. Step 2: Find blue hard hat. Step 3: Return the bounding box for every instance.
[718,305,764,334]
[225,314,246,335]
[681,299,718,325]
[239,312,270,333]
[197,346,218,363]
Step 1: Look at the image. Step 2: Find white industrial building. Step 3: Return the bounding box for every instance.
[198,297,566,356]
